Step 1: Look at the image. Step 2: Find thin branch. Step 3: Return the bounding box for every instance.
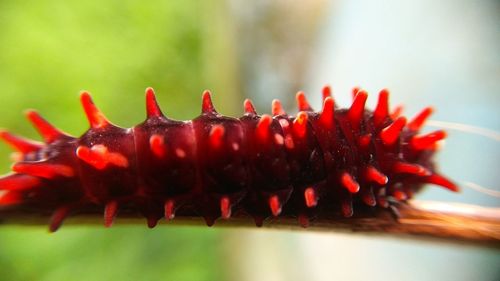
[1,200,499,247]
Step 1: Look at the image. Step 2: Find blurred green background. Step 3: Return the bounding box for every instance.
[0,1,243,280]
[0,0,499,281]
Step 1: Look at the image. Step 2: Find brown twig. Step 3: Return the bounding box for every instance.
[1,200,499,247]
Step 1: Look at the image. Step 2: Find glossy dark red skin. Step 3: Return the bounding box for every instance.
[12,106,435,227]
[0,85,462,233]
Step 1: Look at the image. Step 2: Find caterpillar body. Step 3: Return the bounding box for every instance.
[0,86,458,231]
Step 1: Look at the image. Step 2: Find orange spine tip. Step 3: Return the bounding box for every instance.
[209,125,225,149]
[298,214,309,228]
[408,107,433,131]
[220,196,231,219]
[145,87,164,118]
[373,89,389,127]
[274,133,284,145]
[377,196,389,208]
[80,92,110,129]
[243,99,257,115]
[410,130,447,150]
[365,165,388,185]
[76,146,95,167]
[393,190,408,201]
[204,217,216,227]
[272,99,286,116]
[424,174,459,192]
[390,105,404,119]
[0,174,41,191]
[296,91,313,111]
[49,206,70,232]
[361,187,376,206]
[104,200,118,227]
[25,110,64,143]
[253,216,264,227]
[76,145,129,170]
[0,190,22,206]
[319,97,335,129]
[304,187,318,208]
[256,114,272,141]
[348,90,368,130]
[0,130,43,153]
[12,162,75,179]
[293,112,308,138]
[341,200,353,217]
[104,149,129,168]
[149,134,166,158]
[340,172,360,193]
[269,195,282,216]
[201,90,216,114]
[147,217,158,229]
[322,85,332,101]
[379,116,407,146]
[351,87,360,100]
[358,133,372,149]
[393,162,431,176]
[164,199,175,220]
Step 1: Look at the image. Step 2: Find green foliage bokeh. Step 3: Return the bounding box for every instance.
[0,1,238,280]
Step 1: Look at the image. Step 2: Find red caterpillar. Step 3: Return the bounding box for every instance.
[0,86,458,231]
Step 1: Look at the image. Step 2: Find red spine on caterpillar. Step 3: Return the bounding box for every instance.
[0,86,458,231]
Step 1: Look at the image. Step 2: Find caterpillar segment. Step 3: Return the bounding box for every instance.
[0,87,458,231]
